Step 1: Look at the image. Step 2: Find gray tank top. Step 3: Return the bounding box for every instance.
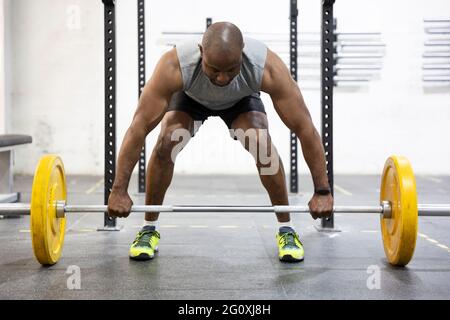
[175,37,268,110]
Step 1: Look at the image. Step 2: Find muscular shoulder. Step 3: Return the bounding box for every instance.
[160,48,180,71]
[261,50,290,93]
[149,48,183,94]
[158,48,183,85]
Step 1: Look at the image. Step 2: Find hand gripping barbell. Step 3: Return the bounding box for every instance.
[0,155,449,267]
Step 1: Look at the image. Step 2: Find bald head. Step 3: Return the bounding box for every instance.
[202,22,244,54]
[200,22,244,87]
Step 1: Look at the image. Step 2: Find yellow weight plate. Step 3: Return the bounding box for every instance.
[30,155,67,265]
[380,156,418,266]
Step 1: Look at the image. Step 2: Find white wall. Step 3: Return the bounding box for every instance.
[0,0,5,133]
[10,0,104,174]
[7,0,450,175]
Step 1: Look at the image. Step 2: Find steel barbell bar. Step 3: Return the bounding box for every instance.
[1,202,450,217]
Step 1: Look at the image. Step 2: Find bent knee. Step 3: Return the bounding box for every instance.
[155,126,191,161]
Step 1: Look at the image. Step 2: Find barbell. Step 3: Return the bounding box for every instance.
[0,154,449,267]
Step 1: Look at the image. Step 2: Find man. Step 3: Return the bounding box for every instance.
[107,22,333,262]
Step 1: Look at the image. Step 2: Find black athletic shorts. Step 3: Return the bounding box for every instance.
[167,91,266,130]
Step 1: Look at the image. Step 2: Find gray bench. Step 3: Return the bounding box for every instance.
[0,134,32,204]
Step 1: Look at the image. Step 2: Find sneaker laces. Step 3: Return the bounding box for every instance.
[279,232,299,248]
[134,230,159,247]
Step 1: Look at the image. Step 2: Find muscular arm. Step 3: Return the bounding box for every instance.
[261,49,329,190]
[112,48,183,191]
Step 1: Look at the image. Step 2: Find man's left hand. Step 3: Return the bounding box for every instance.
[308,193,334,220]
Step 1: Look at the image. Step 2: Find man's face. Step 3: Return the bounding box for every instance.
[200,45,242,87]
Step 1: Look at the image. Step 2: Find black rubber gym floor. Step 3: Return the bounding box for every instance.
[0,174,449,299]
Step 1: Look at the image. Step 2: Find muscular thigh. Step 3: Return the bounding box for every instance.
[152,110,199,160]
[231,111,269,133]
[230,111,272,149]
[159,110,197,136]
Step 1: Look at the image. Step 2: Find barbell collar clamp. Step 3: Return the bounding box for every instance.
[56,201,66,218]
[381,201,392,218]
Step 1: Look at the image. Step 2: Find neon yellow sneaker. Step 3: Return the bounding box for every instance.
[276,227,304,262]
[129,226,160,260]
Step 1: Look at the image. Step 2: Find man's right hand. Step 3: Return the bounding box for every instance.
[107,188,133,218]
